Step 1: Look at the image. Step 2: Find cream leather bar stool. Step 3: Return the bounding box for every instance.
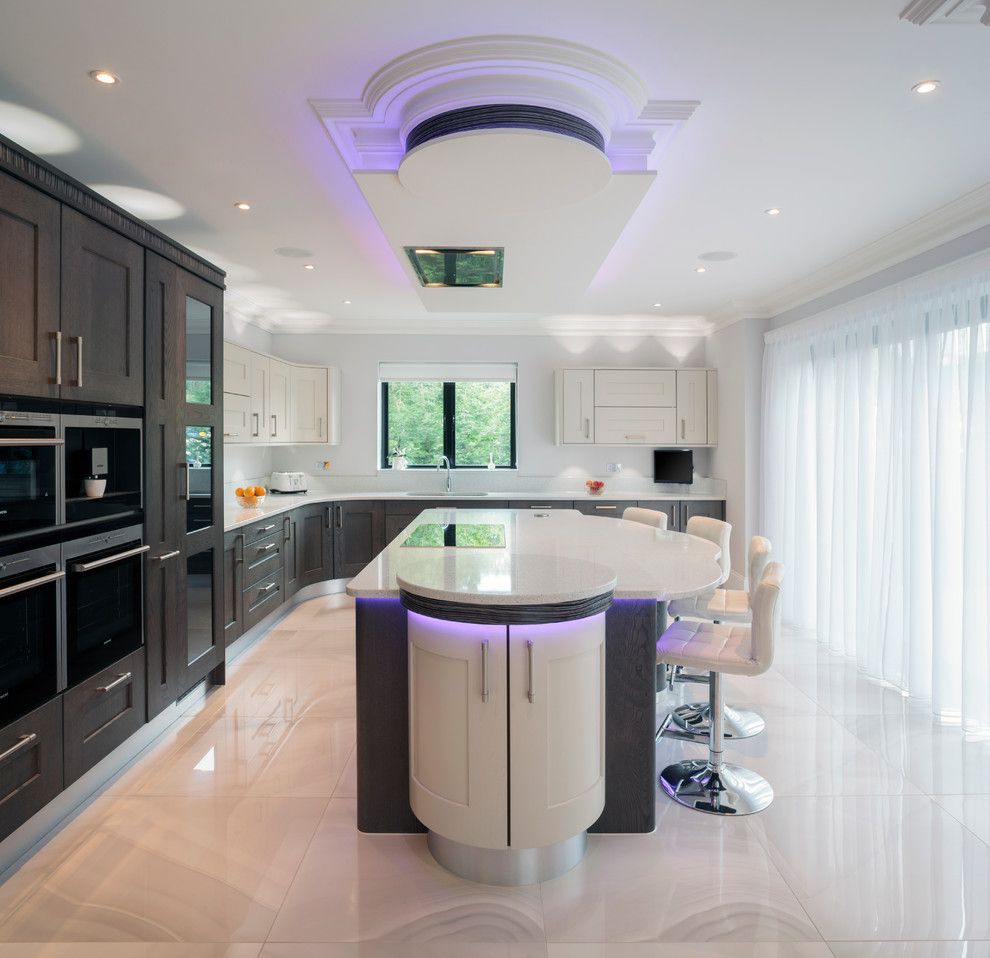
[621,506,668,530]
[667,536,773,739]
[657,562,784,816]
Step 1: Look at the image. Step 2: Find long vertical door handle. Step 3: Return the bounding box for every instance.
[336,504,343,529]
[527,640,535,703]
[53,330,62,386]
[74,335,83,388]
[481,640,489,703]
[271,414,277,437]
[180,462,190,501]
[252,412,259,438]
[681,418,686,440]
[584,417,590,439]
[317,416,323,438]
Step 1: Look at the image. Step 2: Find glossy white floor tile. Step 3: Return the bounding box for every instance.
[0,597,987,954]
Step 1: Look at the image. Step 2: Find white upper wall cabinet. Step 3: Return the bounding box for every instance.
[556,366,717,447]
[222,341,339,445]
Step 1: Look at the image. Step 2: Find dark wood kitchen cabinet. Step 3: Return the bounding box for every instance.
[144,252,224,718]
[60,207,144,406]
[296,502,334,587]
[223,529,246,645]
[333,500,385,579]
[635,500,680,530]
[283,512,299,598]
[0,170,61,399]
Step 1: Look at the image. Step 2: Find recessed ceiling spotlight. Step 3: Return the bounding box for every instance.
[234,201,251,211]
[88,69,119,85]
[695,267,707,274]
[652,302,663,308]
[765,207,781,216]
[342,299,352,305]
[912,79,940,95]
[303,263,315,270]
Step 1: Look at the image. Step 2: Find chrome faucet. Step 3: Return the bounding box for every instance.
[437,455,451,494]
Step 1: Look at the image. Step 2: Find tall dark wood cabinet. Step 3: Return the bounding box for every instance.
[297,502,334,587]
[0,170,61,398]
[60,207,144,406]
[334,500,385,578]
[144,252,225,718]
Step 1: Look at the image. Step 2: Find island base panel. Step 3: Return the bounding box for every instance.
[428,831,588,886]
[355,597,658,835]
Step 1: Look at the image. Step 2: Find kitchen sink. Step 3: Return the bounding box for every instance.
[403,491,490,497]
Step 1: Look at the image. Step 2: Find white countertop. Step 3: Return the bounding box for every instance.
[223,488,725,532]
[347,508,723,603]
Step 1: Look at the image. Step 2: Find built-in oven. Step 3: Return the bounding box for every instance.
[63,525,148,688]
[0,544,64,726]
[0,407,62,542]
[62,413,142,528]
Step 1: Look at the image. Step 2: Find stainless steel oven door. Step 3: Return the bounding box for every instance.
[0,543,64,725]
[0,410,63,540]
[63,525,148,688]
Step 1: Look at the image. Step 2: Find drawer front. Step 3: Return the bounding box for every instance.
[573,500,629,516]
[594,369,676,408]
[507,501,575,510]
[384,499,510,514]
[244,532,283,584]
[633,500,680,530]
[243,518,282,545]
[0,697,63,842]
[63,648,146,786]
[243,566,285,631]
[593,407,677,445]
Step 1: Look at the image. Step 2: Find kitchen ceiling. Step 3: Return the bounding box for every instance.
[0,0,988,335]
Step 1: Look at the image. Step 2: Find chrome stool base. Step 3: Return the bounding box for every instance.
[671,701,766,740]
[659,760,773,816]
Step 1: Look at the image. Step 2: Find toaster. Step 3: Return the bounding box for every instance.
[269,471,308,494]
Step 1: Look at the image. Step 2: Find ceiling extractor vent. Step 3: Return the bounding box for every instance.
[406,105,605,154]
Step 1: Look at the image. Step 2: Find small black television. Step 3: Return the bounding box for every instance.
[653,449,693,484]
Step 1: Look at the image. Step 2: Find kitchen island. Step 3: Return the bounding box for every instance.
[346,507,722,884]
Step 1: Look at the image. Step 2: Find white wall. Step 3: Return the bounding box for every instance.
[269,332,712,483]
[222,316,274,487]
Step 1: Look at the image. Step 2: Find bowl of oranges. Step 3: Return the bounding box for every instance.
[234,485,267,508]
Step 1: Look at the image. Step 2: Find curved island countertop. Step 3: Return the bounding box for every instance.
[347,506,723,603]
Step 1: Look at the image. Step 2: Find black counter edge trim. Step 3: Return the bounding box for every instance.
[399,588,614,624]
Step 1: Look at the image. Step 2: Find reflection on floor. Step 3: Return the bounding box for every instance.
[0,593,988,956]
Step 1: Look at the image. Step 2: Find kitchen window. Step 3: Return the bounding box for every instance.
[379,363,517,469]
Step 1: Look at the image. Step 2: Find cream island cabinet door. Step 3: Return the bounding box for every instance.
[509,615,606,848]
[407,614,508,849]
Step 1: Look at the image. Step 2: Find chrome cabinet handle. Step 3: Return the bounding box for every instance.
[0,438,64,446]
[223,432,236,438]
[74,335,83,388]
[624,434,646,441]
[326,506,332,529]
[271,413,277,437]
[317,417,323,437]
[72,544,150,572]
[180,462,191,501]
[54,330,62,386]
[258,524,276,533]
[336,504,343,529]
[481,640,490,703]
[0,733,37,765]
[259,542,277,551]
[681,419,686,439]
[529,505,553,509]
[0,569,64,600]
[252,412,260,437]
[97,672,132,694]
[260,581,277,593]
[527,640,535,703]
[584,417,591,439]
[595,504,617,510]
[153,549,180,562]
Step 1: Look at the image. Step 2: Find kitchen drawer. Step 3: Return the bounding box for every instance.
[593,407,677,445]
[242,517,283,545]
[63,648,145,787]
[243,566,285,631]
[594,369,676,407]
[573,500,630,516]
[0,697,63,842]
[244,531,283,583]
[384,499,510,514]
[633,500,680,530]
[507,500,575,510]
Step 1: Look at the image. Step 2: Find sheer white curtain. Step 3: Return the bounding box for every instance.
[762,253,990,732]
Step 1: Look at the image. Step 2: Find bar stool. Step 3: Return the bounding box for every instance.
[657,562,784,816]
[621,506,668,530]
[667,536,773,739]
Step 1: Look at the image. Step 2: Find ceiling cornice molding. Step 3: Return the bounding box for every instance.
[733,181,990,319]
[310,35,698,174]
[704,302,773,334]
[900,0,990,25]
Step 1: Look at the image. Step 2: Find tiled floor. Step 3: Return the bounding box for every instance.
[0,594,988,957]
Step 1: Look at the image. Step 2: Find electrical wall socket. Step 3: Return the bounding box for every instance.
[315,461,332,471]
[606,462,623,473]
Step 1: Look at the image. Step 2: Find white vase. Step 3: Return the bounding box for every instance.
[84,478,107,498]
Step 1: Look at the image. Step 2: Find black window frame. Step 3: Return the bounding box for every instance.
[380,380,517,470]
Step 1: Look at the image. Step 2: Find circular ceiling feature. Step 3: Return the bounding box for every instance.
[399,128,611,212]
[698,251,737,262]
[274,247,314,258]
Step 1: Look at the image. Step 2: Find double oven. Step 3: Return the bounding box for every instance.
[0,399,146,726]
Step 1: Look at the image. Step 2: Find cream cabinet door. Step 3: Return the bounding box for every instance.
[222,392,251,443]
[223,342,252,397]
[408,614,508,849]
[593,406,677,445]
[676,369,708,445]
[509,614,606,849]
[290,366,329,443]
[594,369,676,407]
[248,353,269,442]
[561,369,595,443]
[268,359,291,443]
